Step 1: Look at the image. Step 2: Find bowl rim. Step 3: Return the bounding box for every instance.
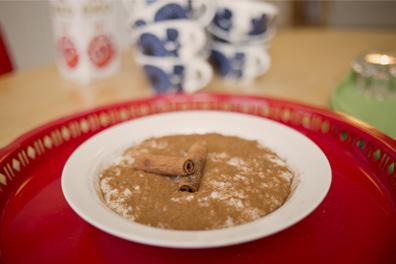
[61,110,332,248]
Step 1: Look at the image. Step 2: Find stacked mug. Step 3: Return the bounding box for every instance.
[208,0,278,81]
[125,0,215,94]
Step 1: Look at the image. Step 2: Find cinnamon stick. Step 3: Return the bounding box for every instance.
[133,154,195,176]
[179,143,208,192]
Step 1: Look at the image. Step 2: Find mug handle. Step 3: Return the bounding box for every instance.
[243,49,271,79]
[184,60,213,93]
[187,25,207,55]
[254,49,271,76]
[191,0,216,27]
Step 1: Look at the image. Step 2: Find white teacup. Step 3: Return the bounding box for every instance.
[210,39,271,80]
[135,54,213,94]
[209,0,278,43]
[132,20,207,60]
[125,0,215,28]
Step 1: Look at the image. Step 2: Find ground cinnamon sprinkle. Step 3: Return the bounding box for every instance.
[98,133,294,230]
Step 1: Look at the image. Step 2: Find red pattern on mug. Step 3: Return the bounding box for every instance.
[88,35,114,68]
[58,36,79,69]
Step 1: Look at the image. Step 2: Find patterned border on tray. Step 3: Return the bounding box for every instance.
[0,94,395,196]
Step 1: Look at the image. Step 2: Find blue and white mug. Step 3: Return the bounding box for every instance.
[209,0,278,43]
[210,39,271,80]
[125,0,215,28]
[135,55,213,94]
[132,20,207,60]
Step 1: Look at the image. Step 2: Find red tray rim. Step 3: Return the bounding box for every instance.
[1,93,395,155]
[0,93,395,197]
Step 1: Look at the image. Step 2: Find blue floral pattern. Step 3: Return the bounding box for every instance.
[132,2,193,28]
[173,65,185,92]
[187,0,193,13]
[211,50,245,79]
[213,10,269,37]
[133,19,146,28]
[211,50,230,76]
[139,33,168,56]
[143,65,185,93]
[138,28,181,57]
[166,28,180,56]
[144,65,172,93]
[249,14,267,35]
[145,0,157,4]
[213,8,233,32]
[154,3,188,21]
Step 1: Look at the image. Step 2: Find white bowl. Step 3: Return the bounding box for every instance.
[62,111,331,248]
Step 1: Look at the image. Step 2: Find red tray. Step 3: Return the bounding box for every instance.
[0,94,395,264]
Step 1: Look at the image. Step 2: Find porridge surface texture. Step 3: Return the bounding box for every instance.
[99,133,293,230]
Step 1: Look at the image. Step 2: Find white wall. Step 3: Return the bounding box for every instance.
[0,0,130,71]
[327,1,396,28]
[0,1,55,70]
[0,1,395,71]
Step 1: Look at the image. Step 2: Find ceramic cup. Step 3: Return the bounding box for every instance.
[125,0,215,28]
[210,39,271,81]
[135,55,212,94]
[209,0,278,43]
[132,20,207,60]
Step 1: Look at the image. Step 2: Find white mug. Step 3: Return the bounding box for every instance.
[132,20,207,60]
[50,0,120,84]
[209,0,278,43]
[135,54,213,94]
[125,0,215,28]
[210,39,271,80]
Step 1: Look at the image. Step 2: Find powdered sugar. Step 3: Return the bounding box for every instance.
[207,183,249,212]
[113,155,135,166]
[184,195,194,202]
[210,180,232,190]
[149,139,168,149]
[265,154,287,167]
[113,168,121,176]
[100,178,116,201]
[235,191,247,199]
[225,198,244,209]
[227,157,250,173]
[123,188,132,197]
[211,181,225,189]
[227,157,246,167]
[210,191,221,199]
[223,216,235,227]
[270,196,281,207]
[209,152,229,162]
[279,171,293,183]
[171,194,194,203]
[198,196,210,207]
[100,178,134,219]
[243,208,262,221]
[233,174,250,184]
